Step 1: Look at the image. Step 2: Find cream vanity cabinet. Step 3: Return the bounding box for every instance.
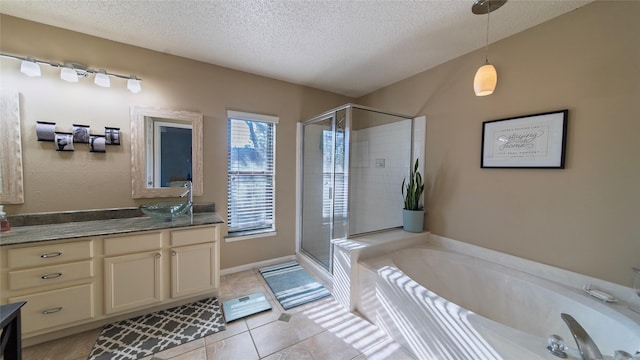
[1,239,95,334]
[103,231,163,314]
[103,226,220,314]
[0,223,220,342]
[170,227,219,298]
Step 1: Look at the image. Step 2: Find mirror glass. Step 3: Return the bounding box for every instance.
[146,117,192,188]
[0,88,25,204]
[130,107,203,199]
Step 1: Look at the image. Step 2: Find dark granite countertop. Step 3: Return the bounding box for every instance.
[0,212,224,247]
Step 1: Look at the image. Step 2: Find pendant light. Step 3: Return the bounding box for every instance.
[472,0,507,96]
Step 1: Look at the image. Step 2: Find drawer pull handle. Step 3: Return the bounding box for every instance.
[171,250,177,256]
[154,253,161,259]
[42,307,63,315]
[41,272,63,280]
[40,252,62,258]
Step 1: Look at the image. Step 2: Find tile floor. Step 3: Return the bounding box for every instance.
[21,266,414,360]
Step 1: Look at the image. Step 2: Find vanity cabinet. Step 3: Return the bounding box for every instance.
[2,239,95,335]
[0,223,220,344]
[169,226,219,299]
[11,284,93,333]
[171,243,216,298]
[103,231,163,314]
[104,250,162,314]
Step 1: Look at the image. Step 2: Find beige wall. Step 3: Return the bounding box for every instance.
[0,15,352,269]
[358,1,640,286]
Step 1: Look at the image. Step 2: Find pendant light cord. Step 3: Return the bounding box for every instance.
[485,1,491,63]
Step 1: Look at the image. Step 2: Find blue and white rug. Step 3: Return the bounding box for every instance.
[259,261,331,310]
[88,297,225,360]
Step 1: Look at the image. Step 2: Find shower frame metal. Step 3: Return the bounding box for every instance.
[299,103,415,273]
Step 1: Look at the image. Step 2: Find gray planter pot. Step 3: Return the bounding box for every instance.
[402,209,424,233]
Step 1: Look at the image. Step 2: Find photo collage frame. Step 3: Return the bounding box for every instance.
[36,121,120,153]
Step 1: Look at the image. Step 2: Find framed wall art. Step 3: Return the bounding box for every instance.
[72,124,90,144]
[36,121,56,141]
[105,127,120,145]
[90,134,106,153]
[54,132,74,151]
[481,110,568,169]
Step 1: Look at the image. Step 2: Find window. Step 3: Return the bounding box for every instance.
[322,130,347,221]
[227,111,278,235]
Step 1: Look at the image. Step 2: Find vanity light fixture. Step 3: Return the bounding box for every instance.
[60,63,81,82]
[127,75,142,94]
[472,0,507,96]
[94,69,111,88]
[20,57,41,77]
[0,53,142,93]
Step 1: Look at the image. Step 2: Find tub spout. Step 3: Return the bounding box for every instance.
[560,313,603,360]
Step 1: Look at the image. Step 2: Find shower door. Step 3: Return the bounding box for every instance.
[300,109,348,272]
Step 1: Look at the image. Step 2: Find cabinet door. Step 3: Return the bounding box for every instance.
[104,251,162,314]
[171,243,217,298]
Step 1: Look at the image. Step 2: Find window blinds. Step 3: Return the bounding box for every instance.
[227,111,277,234]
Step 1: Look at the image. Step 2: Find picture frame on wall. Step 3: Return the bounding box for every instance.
[105,127,120,145]
[90,134,106,153]
[36,121,56,141]
[54,132,74,151]
[481,110,568,169]
[72,124,90,144]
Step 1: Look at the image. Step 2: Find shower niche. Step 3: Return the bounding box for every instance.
[298,104,423,272]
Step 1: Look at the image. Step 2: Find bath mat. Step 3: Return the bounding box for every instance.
[259,261,331,310]
[88,297,225,360]
[222,291,272,322]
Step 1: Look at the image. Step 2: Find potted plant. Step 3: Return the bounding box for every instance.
[401,158,425,233]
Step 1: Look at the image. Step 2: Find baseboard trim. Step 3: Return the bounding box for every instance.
[220,255,296,276]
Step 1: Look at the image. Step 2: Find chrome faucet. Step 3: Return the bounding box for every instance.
[560,313,603,360]
[180,181,193,217]
[180,181,193,204]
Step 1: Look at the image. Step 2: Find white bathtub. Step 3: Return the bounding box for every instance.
[357,245,640,359]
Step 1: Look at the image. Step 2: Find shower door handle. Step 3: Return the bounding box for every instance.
[328,187,332,199]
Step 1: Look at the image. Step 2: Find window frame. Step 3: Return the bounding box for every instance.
[226,110,278,238]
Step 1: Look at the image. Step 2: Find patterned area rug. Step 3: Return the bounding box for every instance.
[259,261,331,310]
[88,297,225,360]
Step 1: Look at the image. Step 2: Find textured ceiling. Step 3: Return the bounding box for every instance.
[0,0,593,97]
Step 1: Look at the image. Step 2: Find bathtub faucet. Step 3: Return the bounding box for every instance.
[560,313,603,360]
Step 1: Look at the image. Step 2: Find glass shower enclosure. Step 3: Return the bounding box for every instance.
[299,104,414,272]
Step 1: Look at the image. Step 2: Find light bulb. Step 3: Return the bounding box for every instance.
[474,62,497,96]
[60,66,79,82]
[94,69,110,87]
[20,57,41,77]
[127,76,142,93]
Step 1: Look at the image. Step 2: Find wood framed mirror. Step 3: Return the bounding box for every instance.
[0,88,25,204]
[130,106,203,199]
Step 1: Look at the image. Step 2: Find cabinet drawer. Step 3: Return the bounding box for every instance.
[104,232,161,256]
[7,241,93,269]
[170,226,218,247]
[8,260,93,291]
[9,284,93,333]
